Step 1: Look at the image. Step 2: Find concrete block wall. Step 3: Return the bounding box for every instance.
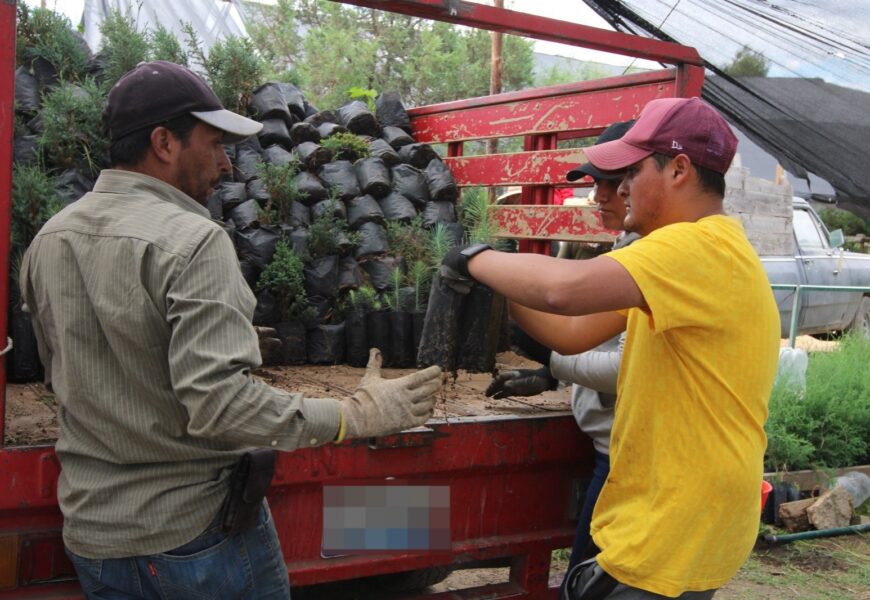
[724,163,793,256]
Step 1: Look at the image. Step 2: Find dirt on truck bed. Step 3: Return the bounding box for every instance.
[4,353,571,447]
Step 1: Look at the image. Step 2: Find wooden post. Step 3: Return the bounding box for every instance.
[487,0,504,204]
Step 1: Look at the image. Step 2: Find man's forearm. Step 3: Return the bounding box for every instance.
[468,250,644,315]
[509,301,627,356]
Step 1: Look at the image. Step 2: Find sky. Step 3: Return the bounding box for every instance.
[23,0,659,68]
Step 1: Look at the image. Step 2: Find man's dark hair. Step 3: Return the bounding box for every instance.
[108,114,200,167]
[650,152,726,198]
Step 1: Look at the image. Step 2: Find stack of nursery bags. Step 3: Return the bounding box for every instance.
[210,84,465,368]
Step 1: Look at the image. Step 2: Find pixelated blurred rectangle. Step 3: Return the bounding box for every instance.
[323,485,450,553]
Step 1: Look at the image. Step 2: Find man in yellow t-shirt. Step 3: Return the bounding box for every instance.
[439,97,780,598]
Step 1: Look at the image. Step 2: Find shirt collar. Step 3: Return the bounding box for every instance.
[92,169,211,219]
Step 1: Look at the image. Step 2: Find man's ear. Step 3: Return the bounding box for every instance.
[670,154,692,187]
[150,126,177,164]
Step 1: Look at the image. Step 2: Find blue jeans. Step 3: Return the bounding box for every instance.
[562,450,610,588]
[66,501,291,600]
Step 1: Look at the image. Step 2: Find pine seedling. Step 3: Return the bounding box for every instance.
[150,23,188,66]
[384,263,404,311]
[100,7,151,86]
[257,240,314,322]
[11,165,63,252]
[427,223,454,267]
[38,79,108,175]
[405,259,431,313]
[16,4,89,83]
[320,132,371,162]
[258,159,302,224]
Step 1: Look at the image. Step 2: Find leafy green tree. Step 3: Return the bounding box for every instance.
[245,0,535,108]
[723,45,770,77]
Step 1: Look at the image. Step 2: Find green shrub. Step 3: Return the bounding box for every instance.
[386,217,430,266]
[257,240,313,322]
[99,8,151,86]
[184,25,264,114]
[765,335,870,471]
[11,165,62,252]
[307,197,357,260]
[38,79,108,175]
[320,132,371,162]
[258,160,301,224]
[150,23,188,66]
[348,286,379,312]
[818,207,869,236]
[16,4,89,83]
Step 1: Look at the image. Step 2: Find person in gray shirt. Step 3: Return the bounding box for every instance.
[20,61,441,599]
[486,121,636,591]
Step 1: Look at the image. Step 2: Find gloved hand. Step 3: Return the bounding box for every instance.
[485,367,558,399]
[341,349,442,439]
[255,326,282,365]
[439,243,491,294]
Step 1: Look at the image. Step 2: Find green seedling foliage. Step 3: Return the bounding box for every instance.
[320,132,371,162]
[16,4,89,83]
[426,223,455,268]
[306,196,358,260]
[100,8,151,86]
[460,187,511,251]
[406,259,431,313]
[257,240,314,322]
[348,286,379,313]
[38,79,108,175]
[183,24,265,115]
[11,165,63,254]
[384,264,404,311]
[258,160,302,224]
[150,23,188,66]
[765,334,870,471]
[385,216,430,267]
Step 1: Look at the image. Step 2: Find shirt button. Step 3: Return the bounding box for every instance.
[270,440,277,447]
[309,438,318,445]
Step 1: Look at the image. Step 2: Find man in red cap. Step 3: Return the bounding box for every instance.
[441,97,780,598]
[21,61,441,599]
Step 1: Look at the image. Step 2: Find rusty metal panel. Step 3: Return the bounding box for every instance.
[446,149,586,187]
[490,205,617,243]
[412,77,677,143]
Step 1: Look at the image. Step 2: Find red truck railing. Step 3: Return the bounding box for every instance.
[0,1,704,597]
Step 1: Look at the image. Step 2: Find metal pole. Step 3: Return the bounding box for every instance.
[0,0,18,447]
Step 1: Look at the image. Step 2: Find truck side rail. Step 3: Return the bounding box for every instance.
[772,283,870,347]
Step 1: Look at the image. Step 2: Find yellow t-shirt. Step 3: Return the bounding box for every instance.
[593,214,780,596]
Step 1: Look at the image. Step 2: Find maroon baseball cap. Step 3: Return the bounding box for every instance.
[583,97,737,175]
[103,60,262,143]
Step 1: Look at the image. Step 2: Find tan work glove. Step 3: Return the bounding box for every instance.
[340,349,442,439]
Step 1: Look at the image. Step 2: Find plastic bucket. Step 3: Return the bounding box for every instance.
[761,480,773,512]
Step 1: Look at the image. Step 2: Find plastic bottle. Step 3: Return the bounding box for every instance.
[835,471,870,508]
[775,347,808,391]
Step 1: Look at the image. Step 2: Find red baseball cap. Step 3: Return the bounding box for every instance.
[583,97,737,175]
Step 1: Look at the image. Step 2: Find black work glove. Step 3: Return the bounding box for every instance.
[485,366,558,399]
[440,243,491,294]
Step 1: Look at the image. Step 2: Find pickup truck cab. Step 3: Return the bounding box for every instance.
[761,197,870,339]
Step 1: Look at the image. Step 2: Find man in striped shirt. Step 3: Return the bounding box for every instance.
[21,61,441,599]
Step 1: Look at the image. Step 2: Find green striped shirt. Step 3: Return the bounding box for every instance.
[20,169,340,558]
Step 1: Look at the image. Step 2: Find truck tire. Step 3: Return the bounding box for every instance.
[849,296,870,339]
[366,565,454,592]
